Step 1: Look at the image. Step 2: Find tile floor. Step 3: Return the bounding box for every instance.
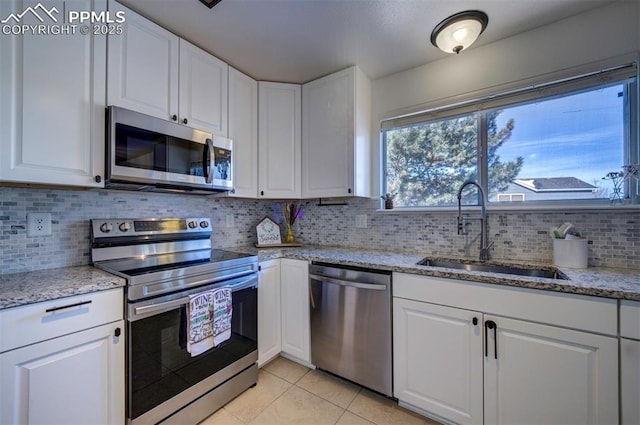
[200,356,440,425]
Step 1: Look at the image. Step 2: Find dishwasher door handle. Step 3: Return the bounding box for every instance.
[310,274,388,291]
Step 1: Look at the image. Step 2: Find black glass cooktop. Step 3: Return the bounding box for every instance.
[97,249,256,277]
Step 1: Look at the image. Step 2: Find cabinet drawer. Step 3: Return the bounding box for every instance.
[0,289,123,353]
[621,300,640,340]
[393,273,617,336]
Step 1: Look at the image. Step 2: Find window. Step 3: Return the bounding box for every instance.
[497,193,525,202]
[382,64,638,208]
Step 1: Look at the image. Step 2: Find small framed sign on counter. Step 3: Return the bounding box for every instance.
[255,217,302,247]
[256,217,281,246]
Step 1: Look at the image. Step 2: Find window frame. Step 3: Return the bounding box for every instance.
[380,62,639,211]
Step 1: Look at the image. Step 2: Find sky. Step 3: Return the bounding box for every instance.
[493,84,625,196]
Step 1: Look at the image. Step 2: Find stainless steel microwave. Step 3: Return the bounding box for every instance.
[106,106,233,194]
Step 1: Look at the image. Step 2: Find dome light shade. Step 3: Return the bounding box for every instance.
[431,11,489,54]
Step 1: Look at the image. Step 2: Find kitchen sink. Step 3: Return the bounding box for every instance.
[417,258,567,280]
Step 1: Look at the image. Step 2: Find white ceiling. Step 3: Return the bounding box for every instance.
[119,0,617,84]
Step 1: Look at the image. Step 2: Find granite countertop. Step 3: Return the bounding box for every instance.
[1,246,638,311]
[0,266,126,310]
[236,245,640,301]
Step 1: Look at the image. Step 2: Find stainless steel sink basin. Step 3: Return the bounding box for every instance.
[417,258,567,280]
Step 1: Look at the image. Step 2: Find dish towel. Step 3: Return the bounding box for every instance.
[212,286,233,346]
[186,286,232,356]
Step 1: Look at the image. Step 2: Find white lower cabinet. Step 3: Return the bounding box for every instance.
[621,300,640,425]
[393,299,483,425]
[0,321,124,425]
[0,289,124,425]
[280,259,310,363]
[483,315,617,425]
[258,259,281,366]
[393,273,619,425]
[621,338,640,425]
[258,259,311,366]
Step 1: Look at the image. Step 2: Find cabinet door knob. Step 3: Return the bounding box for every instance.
[94,175,101,183]
[182,118,188,125]
[472,317,478,326]
[114,327,121,337]
[260,190,264,196]
[348,188,352,194]
[171,114,177,121]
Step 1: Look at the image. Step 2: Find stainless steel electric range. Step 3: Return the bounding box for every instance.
[90,218,258,425]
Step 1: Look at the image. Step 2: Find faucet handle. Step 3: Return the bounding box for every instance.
[479,241,495,261]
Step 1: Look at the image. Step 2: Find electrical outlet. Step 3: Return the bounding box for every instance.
[27,213,52,237]
[355,214,367,228]
[226,214,235,228]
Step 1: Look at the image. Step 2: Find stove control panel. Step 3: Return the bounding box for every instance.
[91,218,212,237]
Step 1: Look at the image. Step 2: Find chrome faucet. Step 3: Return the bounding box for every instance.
[457,181,494,261]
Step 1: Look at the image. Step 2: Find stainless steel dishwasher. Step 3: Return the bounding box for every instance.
[309,262,392,396]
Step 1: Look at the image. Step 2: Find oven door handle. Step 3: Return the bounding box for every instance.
[231,275,258,292]
[132,275,257,318]
[134,296,190,316]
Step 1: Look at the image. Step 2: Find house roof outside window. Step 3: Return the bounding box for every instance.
[494,177,599,202]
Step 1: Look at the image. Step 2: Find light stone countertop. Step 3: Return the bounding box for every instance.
[236,245,640,301]
[1,246,638,311]
[0,266,126,310]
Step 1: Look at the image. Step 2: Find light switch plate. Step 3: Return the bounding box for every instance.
[355,214,367,228]
[27,213,52,237]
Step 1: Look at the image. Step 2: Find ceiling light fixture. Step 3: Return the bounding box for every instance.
[199,0,222,9]
[430,10,489,55]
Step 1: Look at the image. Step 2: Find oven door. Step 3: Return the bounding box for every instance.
[126,274,257,424]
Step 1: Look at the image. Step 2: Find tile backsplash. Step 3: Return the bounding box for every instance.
[1,187,638,275]
[0,187,272,275]
[296,198,639,270]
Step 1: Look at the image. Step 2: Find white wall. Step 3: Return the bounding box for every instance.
[371,0,640,196]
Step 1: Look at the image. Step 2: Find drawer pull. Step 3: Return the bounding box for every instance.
[45,300,92,313]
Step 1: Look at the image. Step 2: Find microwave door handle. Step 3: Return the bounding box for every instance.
[203,139,214,184]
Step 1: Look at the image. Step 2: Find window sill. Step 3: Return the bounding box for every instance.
[376,202,640,214]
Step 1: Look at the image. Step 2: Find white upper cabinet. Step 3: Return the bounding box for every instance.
[258,82,302,199]
[108,1,228,136]
[302,66,371,198]
[228,67,258,198]
[0,0,106,188]
[107,0,179,122]
[179,39,228,136]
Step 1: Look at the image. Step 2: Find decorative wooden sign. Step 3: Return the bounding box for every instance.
[255,216,303,248]
[256,216,281,246]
